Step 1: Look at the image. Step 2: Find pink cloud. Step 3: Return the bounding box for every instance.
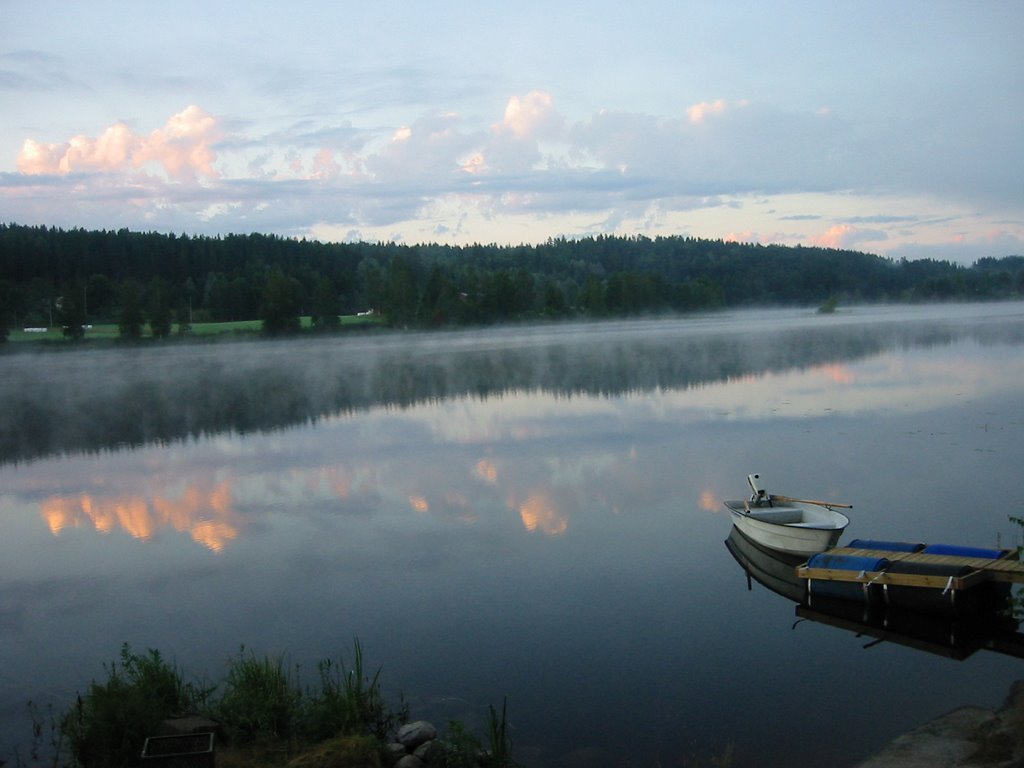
[134,105,220,179]
[724,231,756,244]
[811,224,884,250]
[686,99,728,124]
[492,90,562,140]
[368,113,475,181]
[460,151,487,175]
[16,105,221,180]
[16,138,66,174]
[811,224,858,249]
[310,148,342,179]
[470,90,566,175]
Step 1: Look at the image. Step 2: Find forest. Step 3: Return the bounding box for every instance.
[1,222,1022,340]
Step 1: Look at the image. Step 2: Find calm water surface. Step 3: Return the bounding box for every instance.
[2,303,1023,766]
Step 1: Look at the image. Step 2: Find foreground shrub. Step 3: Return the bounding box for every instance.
[437,699,516,768]
[304,639,406,742]
[217,647,302,744]
[50,639,521,766]
[62,643,210,768]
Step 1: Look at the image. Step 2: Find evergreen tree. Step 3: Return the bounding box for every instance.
[259,271,303,335]
[175,302,192,335]
[0,279,14,342]
[578,275,607,316]
[118,279,144,339]
[380,257,419,326]
[59,282,88,340]
[86,274,116,321]
[542,280,568,317]
[148,277,173,338]
[310,277,340,331]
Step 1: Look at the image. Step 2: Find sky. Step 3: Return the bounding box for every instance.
[2,1,1022,263]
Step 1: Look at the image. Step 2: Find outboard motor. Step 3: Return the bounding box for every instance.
[747,473,769,504]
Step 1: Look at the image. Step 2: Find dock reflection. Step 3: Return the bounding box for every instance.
[725,525,1024,661]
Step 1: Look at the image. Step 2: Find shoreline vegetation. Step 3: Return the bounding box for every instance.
[2,223,1023,345]
[3,314,382,346]
[16,640,1021,768]
[19,640,523,768]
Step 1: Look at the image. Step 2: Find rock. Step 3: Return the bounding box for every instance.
[854,682,1024,768]
[854,707,998,768]
[157,714,220,735]
[396,721,437,750]
[413,739,440,763]
[394,756,425,768]
[384,742,408,765]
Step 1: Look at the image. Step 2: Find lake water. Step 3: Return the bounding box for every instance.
[2,303,1023,766]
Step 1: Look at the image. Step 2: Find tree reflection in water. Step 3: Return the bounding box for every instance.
[2,306,1022,465]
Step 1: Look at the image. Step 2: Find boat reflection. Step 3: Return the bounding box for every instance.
[725,525,1024,661]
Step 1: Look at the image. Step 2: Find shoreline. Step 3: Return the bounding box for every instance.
[853,680,1023,768]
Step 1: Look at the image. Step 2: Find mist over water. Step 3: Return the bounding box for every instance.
[2,303,1022,464]
[2,303,1023,767]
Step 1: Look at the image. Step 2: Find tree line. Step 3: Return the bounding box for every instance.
[1,222,1022,340]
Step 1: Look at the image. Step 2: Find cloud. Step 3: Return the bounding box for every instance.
[134,105,220,179]
[810,223,886,250]
[0,49,88,92]
[4,91,1021,256]
[310,148,342,180]
[686,98,728,123]
[366,112,479,183]
[889,229,1024,264]
[567,100,847,198]
[16,105,222,181]
[492,90,563,140]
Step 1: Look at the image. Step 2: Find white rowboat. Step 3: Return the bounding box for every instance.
[724,473,850,556]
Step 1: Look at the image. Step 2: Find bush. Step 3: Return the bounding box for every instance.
[62,643,210,768]
[216,648,301,744]
[438,720,483,768]
[304,638,406,742]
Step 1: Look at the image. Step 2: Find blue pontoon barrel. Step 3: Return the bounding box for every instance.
[882,560,975,615]
[921,544,1006,559]
[848,539,925,553]
[806,552,889,603]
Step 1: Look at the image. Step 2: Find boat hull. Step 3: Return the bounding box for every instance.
[726,502,846,556]
[725,525,807,602]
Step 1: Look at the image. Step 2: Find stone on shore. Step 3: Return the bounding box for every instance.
[396,721,437,750]
[854,681,1024,768]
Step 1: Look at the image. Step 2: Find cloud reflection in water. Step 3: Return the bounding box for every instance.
[13,321,1024,553]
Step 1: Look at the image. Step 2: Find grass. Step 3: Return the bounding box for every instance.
[37,640,416,768]
[304,639,404,742]
[60,644,213,768]
[217,649,300,745]
[20,638,742,768]
[483,697,516,767]
[5,315,382,343]
[21,645,741,768]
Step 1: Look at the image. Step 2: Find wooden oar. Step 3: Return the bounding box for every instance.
[771,494,853,509]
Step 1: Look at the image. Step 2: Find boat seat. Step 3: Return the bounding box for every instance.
[750,508,803,524]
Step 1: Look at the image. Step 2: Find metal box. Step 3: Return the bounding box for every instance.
[140,732,214,767]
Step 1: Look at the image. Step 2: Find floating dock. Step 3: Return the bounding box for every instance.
[726,526,1024,658]
[795,541,1024,615]
[796,545,1024,591]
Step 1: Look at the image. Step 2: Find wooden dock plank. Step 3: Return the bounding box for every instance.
[797,546,1024,588]
[796,566,989,590]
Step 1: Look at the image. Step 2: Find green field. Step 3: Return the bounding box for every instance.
[7,315,380,343]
